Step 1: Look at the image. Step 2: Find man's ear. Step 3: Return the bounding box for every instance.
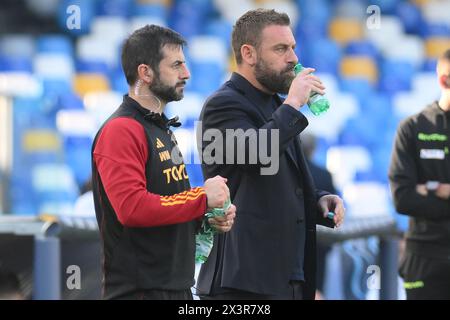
[241,44,257,67]
[137,64,154,84]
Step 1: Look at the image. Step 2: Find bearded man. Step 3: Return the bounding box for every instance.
[195,9,345,300]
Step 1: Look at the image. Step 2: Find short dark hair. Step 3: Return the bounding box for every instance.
[121,24,187,86]
[440,48,450,61]
[232,9,290,64]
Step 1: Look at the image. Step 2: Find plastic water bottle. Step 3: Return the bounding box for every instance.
[195,198,231,263]
[294,63,330,116]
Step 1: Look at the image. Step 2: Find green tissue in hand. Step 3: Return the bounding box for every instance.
[195,198,231,263]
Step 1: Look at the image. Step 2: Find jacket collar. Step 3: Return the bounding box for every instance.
[123,95,181,129]
[229,72,283,121]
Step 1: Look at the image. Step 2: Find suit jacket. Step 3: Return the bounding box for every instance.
[196,72,333,299]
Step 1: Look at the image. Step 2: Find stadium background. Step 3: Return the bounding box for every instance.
[0,0,449,300]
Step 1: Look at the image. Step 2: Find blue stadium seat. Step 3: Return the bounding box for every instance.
[420,22,450,39]
[0,35,35,59]
[9,172,37,215]
[299,38,342,75]
[31,163,79,214]
[339,116,379,148]
[132,2,168,19]
[297,0,331,26]
[295,19,328,46]
[63,136,93,187]
[379,59,415,95]
[422,58,437,72]
[345,41,379,59]
[395,1,424,35]
[76,59,110,76]
[36,35,73,56]
[205,19,233,49]
[111,68,128,93]
[41,79,72,96]
[189,62,224,96]
[370,0,398,14]
[340,78,374,102]
[58,92,84,110]
[370,146,393,183]
[97,0,131,17]
[169,0,213,37]
[0,55,33,72]
[362,93,392,126]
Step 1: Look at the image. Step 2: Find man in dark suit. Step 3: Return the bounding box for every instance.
[196,9,345,300]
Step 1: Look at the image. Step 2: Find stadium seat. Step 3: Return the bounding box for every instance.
[345,40,379,59]
[340,78,374,102]
[33,53,74,80]
[379,59,415,95]
[395,1,424,34]
[0,35,35,59]
[422,0,450,27]
[58,92,84,110]
[128,16,168,33]
[204,19,233,49]
[76,59,110,76]
[304,92,359,142]
[165,92,205,126]
[22,129,62,155]
[326,145,372,191]
[334,0,367,20]
[90,16,128,45]
[382,35,424,68]
[411,72,440,97]
[76,35,120,68]
[56,110,96,137]
[329,18,364,46]
[132,2,168,19]
[393,90,436,118]
[365,15,404,53]
[420,22,450,38]
[340,56,378,84]
[31,163,79,215]
[36,35,73,56]
[425,37,450,59]
[300,38,342,75]
[342,182,392,218]
[97,0,131,17]
[83,91,123,127]
[0,56,33,72]
[73,73,110,96]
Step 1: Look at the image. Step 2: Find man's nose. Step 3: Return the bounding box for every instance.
[287,47,298,64]
[181,64,190,80]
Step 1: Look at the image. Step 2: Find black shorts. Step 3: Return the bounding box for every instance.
[399,252,450,300]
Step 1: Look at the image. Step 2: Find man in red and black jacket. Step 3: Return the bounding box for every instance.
[92,25,236,300]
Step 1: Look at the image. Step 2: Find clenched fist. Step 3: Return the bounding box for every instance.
[204,175,229,209]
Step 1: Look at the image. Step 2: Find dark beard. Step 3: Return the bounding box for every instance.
[149,76,185,103]
[255,59,295,94]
